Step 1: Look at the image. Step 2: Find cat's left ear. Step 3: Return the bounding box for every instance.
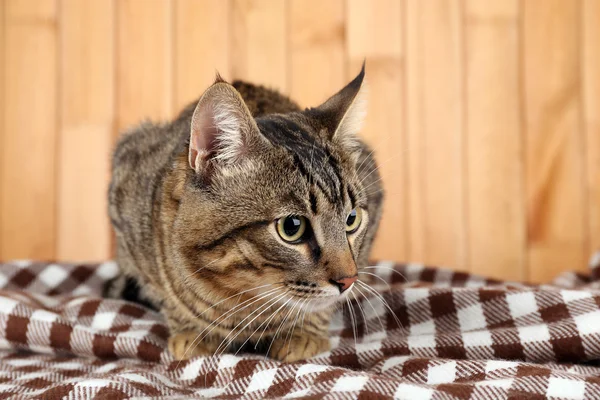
[309,63,367,152]
[189,77,263,173]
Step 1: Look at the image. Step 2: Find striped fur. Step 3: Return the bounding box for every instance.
[108,68,384,362]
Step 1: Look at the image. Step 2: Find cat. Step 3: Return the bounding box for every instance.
[108,65,383,362]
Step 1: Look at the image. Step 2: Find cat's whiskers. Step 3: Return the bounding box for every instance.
[300,297,316,334]
[235,292,302,354]
[282,296,306,340]
[197,286,283,340]
[177,287,275,367]
[350,289,370,336]
[361,176,384,194]
[355,141,388,177]
[356,280,404,332]
[177,286,284,365]
[213,290,289,357]
[252,291,319,353]
[264,297,303,360]
[358,271,391,290]
[354,283,385,332]
[194,282,277,319]
[345,292,358,349]
[237,290,320,356]
[363,265,407,282]
[206,292,288,388]
[254,295,295,350]
[211,289,287,351]
[365,188,385,200]
[275,298,302,341]
[282,297,310,358]
[357,153,398,188]
[355,148,376,177]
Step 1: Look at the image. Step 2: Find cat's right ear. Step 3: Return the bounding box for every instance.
[189,81,261,173]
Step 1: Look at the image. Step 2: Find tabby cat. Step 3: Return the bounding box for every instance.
[108,65,383,362]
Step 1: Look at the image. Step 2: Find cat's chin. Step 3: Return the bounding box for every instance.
[281,290,353,312]
[302,297,339,312]
[271,294,337,312]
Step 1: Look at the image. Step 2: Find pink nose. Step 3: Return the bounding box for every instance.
[331,276,357,293]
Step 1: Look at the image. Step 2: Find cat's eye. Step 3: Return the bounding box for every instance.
[276,216,307,243]
[345,208,363,233]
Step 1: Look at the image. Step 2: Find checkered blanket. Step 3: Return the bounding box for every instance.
[0,254,599,399]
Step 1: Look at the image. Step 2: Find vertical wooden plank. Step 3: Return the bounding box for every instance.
[58,0,114,261]
[466,0,520,17]
[289,0,345,107]
[117,0,173,132]
[1,0,58,259]
[405,0,465,268]
[231,0,287,91]
[583,0,600,256]
[465,0,525,280]
[523,0,586,281]
[347,0,406,261]
[0,0,4,260]
[174,0,230,111]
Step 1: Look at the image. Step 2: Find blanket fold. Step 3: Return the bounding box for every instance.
[0,253,598,399]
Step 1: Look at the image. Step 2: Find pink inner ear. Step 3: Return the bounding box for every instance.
[190,104,219,168]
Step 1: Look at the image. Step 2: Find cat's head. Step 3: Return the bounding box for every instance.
[172,66,377,311]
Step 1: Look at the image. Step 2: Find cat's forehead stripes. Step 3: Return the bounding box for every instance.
[309,189,318,214]
[256,115,346,208]
[347,186,356,207]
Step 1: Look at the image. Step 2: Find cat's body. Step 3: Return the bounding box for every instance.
[108,69,383,362]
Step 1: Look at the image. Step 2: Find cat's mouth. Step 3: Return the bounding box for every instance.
[276,281,355,311]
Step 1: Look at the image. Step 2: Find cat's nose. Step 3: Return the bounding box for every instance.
[329,275,357,293]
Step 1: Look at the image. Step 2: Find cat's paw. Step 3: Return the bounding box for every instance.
[168,331,215,360]
[269,333,330,363]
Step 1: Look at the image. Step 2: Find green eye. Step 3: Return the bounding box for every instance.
[345,208,362,233]
[276,216,307,243]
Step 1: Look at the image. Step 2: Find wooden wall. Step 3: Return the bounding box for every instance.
[0,0,598,282]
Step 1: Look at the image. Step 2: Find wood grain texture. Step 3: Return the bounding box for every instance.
[0,1,596,282]
[405,0,465,268]
[583,0,600,257]
[58,0,114,261]
[465,0,525,280]
[231,0,287,91]
[289,0,345,107]
[0,0,4,260]
[1,0,58,259]
[465,0,518,19]
[174,0,231,110]
[523,0,587,281]
[346,0,406,261]
[116,0,173,132]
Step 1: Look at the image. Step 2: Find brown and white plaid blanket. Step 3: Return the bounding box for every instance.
[0,254,599,399]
